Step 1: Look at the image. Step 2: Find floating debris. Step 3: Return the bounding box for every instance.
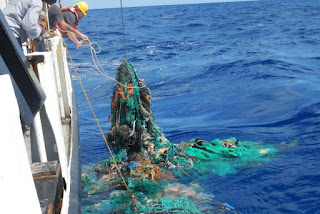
[82,61,278,213]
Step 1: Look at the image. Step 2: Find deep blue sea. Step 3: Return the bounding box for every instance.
[67,0,320,213]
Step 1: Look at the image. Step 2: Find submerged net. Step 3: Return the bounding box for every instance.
[82,60,278,213]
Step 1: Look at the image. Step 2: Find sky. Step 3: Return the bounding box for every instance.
[61,0,253,9]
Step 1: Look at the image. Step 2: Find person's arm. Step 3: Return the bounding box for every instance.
[21,0,43,39]
[66,26,88,41]
[76,31,88,41]
[58,20,88,40]
[38,15,47,35]
[57,20,81,47]
[67,31,82,49]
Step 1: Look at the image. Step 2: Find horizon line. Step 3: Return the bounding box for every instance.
[90,0,257,10]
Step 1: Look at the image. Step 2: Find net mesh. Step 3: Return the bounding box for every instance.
[81,60,278,213]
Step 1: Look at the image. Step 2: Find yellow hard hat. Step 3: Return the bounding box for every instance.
[76,1,88,15]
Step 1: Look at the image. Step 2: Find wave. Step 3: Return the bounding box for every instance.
[228,102,320,129]
[78,2,320,213]
[186,23,205,27]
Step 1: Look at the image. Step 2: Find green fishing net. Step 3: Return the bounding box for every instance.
[81,60,279,213]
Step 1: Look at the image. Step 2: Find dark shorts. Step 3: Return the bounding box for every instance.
[48,5,64,29]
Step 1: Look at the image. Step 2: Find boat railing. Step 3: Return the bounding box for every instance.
[26,33,80,214]
[0,5,80,212]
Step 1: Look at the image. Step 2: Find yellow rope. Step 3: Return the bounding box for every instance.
[60,36,134,198]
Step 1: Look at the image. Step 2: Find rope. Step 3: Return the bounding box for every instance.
[119,0,128,60]
[111,85,129,110]
[50,2,143,90]
[82,38,146,89]
[54,24,145,89]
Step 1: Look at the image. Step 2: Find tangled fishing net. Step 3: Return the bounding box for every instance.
[81,61,278,213]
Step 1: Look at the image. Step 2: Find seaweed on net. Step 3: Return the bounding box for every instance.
[82,60,278,213]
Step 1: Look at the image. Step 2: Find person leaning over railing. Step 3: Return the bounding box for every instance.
[3,0,47,45]
[48,1,89,49]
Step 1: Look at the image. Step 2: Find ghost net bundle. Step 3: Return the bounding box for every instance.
[81,61,278,214]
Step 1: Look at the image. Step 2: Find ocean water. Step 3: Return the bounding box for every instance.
[67,0,320,213]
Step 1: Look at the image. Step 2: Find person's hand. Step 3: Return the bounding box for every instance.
[38,15,46,29]
[75,31,88,41]
[38,18,46,36]
[80,33,88,41]
[39,20,46,30]
[76,40,83,49]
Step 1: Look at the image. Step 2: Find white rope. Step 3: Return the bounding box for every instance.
[82,39,146,89]
[56,24,145,89]
[128,120,136,137]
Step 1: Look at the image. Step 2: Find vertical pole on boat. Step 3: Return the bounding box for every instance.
[32,112,48,162]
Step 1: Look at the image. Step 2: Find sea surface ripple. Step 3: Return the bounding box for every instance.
[67,0,320,213]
